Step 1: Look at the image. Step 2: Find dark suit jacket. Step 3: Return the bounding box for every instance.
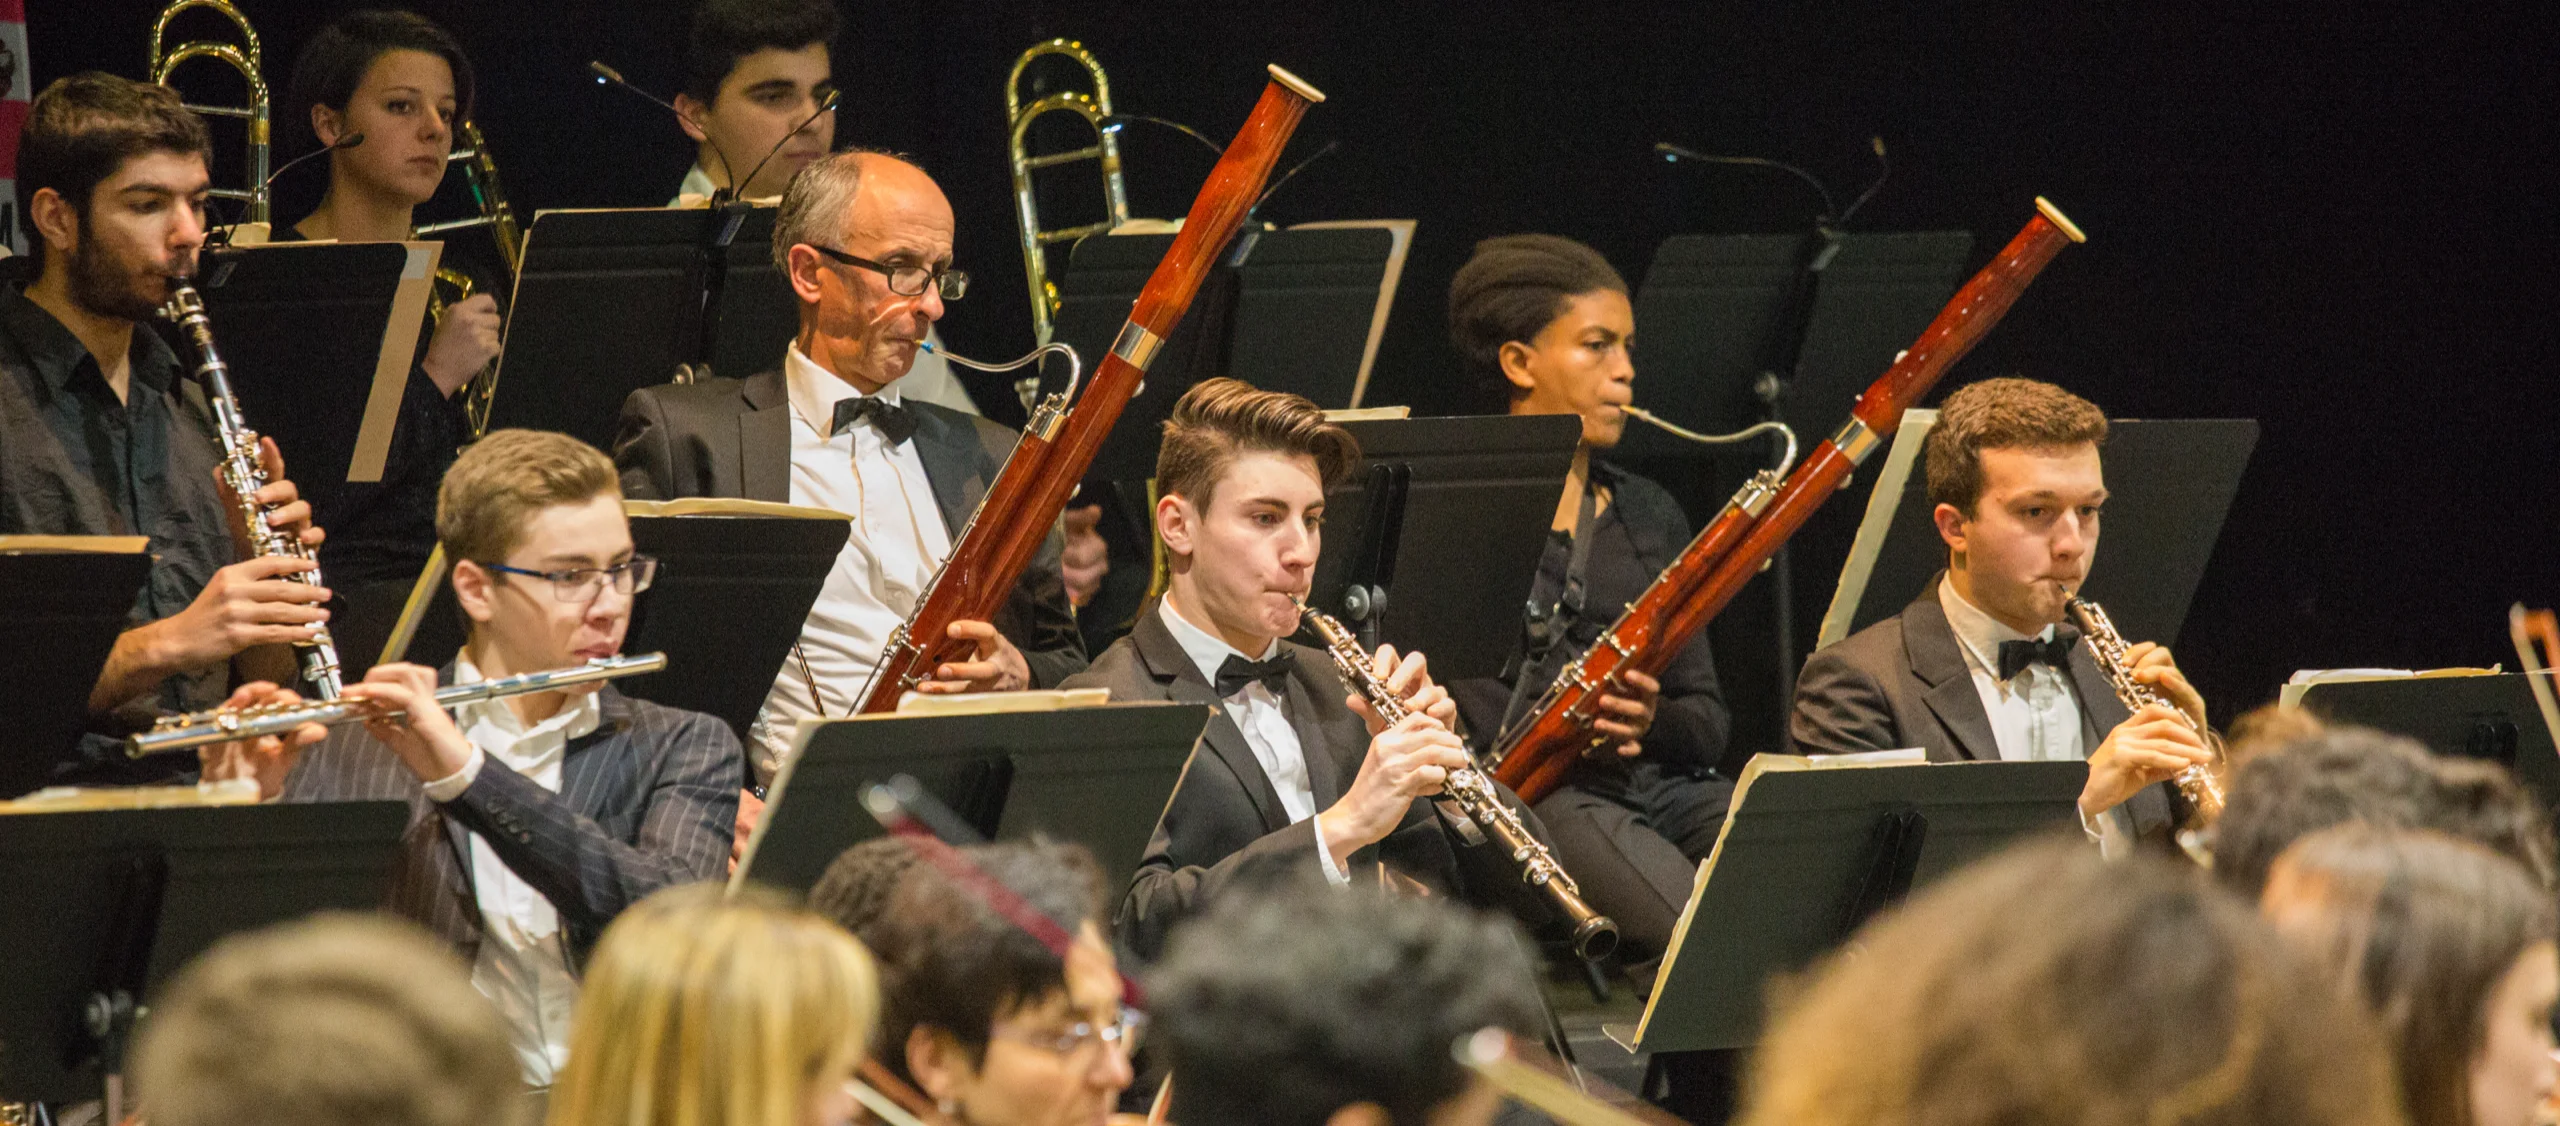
[1064,605,1544,960]
[1791,578,2177,842]
[612,369,1085,688]
[278,682,740,967]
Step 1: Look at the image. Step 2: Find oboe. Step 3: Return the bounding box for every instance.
[1294,600,1619,961]
[162,283,343,699]
[2066,598,2225,825]
[126,653,667,757]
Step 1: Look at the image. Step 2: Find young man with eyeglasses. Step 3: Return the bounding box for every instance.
[615,151,1086,801]
[206,428,741,1088]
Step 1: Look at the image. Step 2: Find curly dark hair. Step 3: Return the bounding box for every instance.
[1921,377,2109,516]
[2214,723,2555,898]
[1447,233,1626,407]
[16,73,211,268]
[860,839,1106,1078]
[1148,873,1541,1126]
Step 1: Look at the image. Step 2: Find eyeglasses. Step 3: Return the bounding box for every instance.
[479,555,659,602]
[808,244,969,300]
[990,1006,1146,1060]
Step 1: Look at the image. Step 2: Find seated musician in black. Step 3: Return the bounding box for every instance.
[1442,234,1734,963]
[274,11,499,597]
[1790,377,2212,850]
[0,74,329,789]
[1062,378,1547,961]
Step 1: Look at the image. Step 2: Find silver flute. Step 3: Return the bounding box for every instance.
[2067,597,2225,825]
[127,653,668,757]
[162,282,343,699]
[1295,600,1620,961]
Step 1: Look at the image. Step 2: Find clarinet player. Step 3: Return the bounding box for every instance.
[1790,377,2215,853]
[0,74,329,790]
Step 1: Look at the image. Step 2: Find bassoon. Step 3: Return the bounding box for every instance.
[1491,198,2087,803]
[856,65,1325,713]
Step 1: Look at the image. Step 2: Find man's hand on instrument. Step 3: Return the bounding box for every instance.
[732,789,764,872]
[212,436,325,553]
[422,292,502,398]
[2121,640,2207,729]
[1061,503,1109,608]
[195,680,328,800]
[340,663,477,786]
[2082,702,2213,818]
[1343,644,1455,737]
[1585,668,1661,759]
[1318,712,1472,859]
[917,619,1031,694]
[150,554,334,668]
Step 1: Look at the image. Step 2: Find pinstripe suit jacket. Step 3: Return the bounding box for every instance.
[278,682,740,967]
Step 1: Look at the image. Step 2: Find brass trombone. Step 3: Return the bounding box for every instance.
[413,120,523,438]
[149,0,270,225]
[1006,40,1131,346]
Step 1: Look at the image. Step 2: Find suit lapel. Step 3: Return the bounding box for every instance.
[2065,645,2131,748]
[738,370,792,503]
[1281,651,1350,809]
[1900,580,2003,762]
[907,404,983,537]
[1132,610,1292,834]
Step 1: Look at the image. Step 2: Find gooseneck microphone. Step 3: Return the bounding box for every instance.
[1654,135,1891,227]
[731,87,842,202]
[590,61,738,198]
[1098,113,1224,157]
[263,131,364,192]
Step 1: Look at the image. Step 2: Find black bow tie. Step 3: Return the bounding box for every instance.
[1996,628,2082,681]
[1214,651,1296,699]
[831,396,917,444]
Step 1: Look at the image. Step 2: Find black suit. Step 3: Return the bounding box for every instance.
[279,682,740,967]
[612,369,1085,688]
[1791,578,2177,844]
[1062,605,1550,961]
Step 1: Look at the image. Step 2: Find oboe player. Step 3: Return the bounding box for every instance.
[1060,378,1551,961]
[204,429,740,1089]
[1790,378,2212,851]
[0,74,328,790]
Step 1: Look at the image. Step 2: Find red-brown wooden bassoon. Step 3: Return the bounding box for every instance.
[857,65,1324,713]
[1490,198,2087,803]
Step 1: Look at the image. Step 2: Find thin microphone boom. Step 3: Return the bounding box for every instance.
[589,60,737,197]
[733,88,842,201]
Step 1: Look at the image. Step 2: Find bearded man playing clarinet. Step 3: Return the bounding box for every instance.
[1790,377,2214,852]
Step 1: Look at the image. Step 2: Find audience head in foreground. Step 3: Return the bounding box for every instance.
[851,838,1134,1125]
[546,882,878,1126]
[2213,722,2556,898]
[1150,873,1542,1126]
[1740,837,2407,1126]
[131,912,524,1126]
[2262,824,2559,1126]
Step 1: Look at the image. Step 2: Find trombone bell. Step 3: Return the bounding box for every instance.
[150,0,270,224]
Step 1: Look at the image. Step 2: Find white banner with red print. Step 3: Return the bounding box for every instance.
[0,0,25,256]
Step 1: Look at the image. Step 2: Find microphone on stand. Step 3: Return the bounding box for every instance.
[590,60,740,200]
[1653,135,1891,229]
[205,131,365,249]
[1098,113,1224,156]
[731,88,842,203]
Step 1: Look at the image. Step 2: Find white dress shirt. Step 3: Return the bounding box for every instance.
[417,654,601,1088]
[1937,576,2131,852]
[749,345,954,781]
[1157,595,1348,883]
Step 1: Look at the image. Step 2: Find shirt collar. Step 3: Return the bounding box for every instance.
[672,163,721,208]
[0,283,180,398]
[783,342,902,438]
[1157,593,1280,693]
[453,651,605,745]
[1937,573,2059,681]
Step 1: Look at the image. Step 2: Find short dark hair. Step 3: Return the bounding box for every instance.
[16,73,212,268]
[1447,233,1626,405]
[1156,377,1360,512]
[862,839,1106,1079]
[682,0,841,105]
[286,10,476,153]
[806,836,924,941]
[1922,377,2109,516]
[1149,875,1541,1126]
[2214,724,2556,898]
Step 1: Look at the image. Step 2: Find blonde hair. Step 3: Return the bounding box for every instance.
[547,884,880,1126]
[130,913,524,1126]
[436,428,620,565]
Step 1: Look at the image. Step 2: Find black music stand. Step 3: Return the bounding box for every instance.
[1624,754,2085,1120]
[2296,673,2560,816]
[378,508,847,741]
[733,703,1211,896]
[1059,226,1411,485]
[0,801,409,1107]
[0,542,154,798]
[1817,413,2258,650]
[483,205,796,451]
[1304,415,1580,680]
[192,240,432,506]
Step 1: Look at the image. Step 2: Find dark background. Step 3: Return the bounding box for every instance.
[42,0,2558,740]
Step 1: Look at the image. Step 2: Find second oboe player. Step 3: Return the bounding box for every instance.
[1062,379,1568,962]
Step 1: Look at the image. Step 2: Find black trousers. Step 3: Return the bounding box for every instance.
[1530,759,1733,960]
